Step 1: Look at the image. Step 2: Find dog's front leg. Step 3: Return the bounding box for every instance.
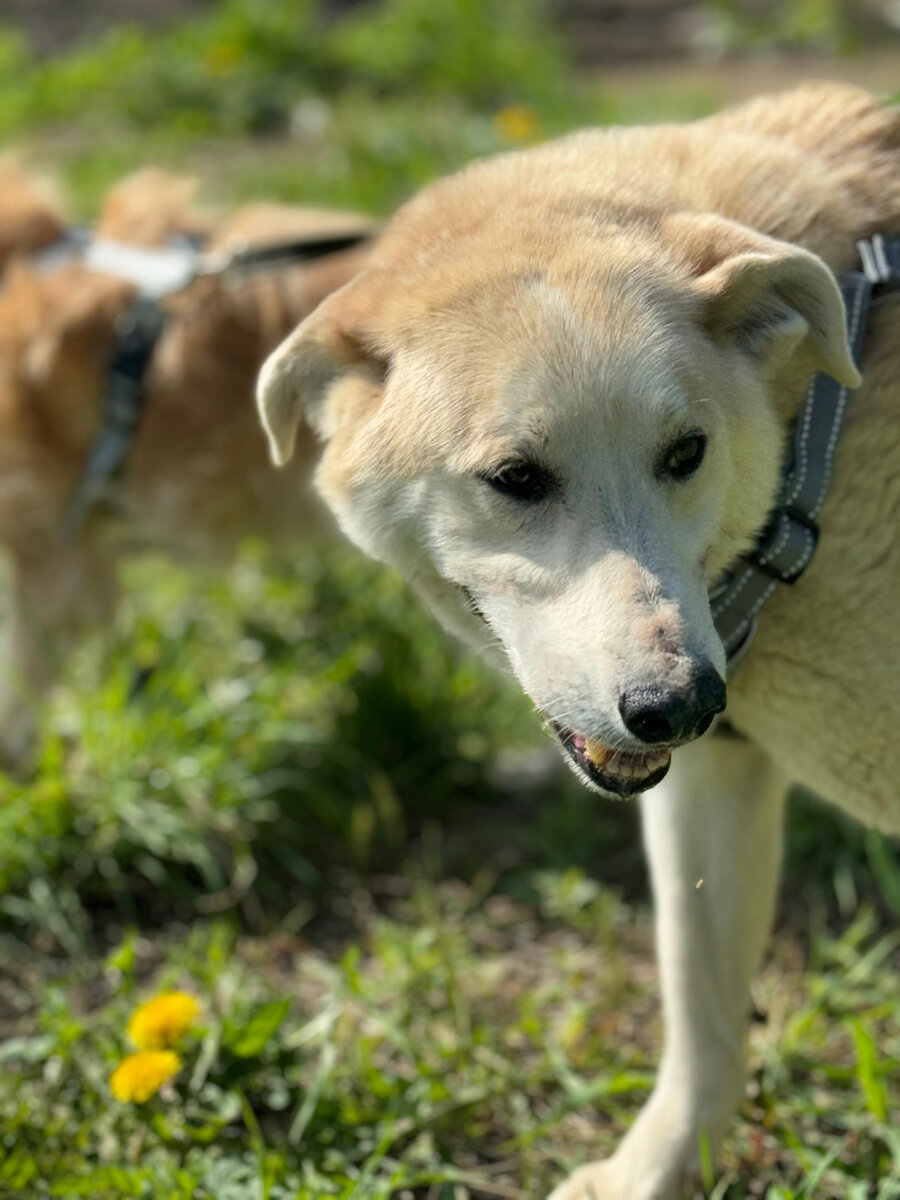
[0,546,119,769]
[549,733,786,1200]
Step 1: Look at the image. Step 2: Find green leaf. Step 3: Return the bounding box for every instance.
[0,1034,55,1063]
[847,1016,887,1121]
[223,1000,291,1059]
[697,1126,715,1192]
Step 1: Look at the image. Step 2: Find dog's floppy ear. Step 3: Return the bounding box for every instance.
[672,213,860,388]
[0,160,65,270]
[256,283,387,466]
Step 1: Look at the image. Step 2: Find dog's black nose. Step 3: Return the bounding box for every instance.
[618,663,726,745]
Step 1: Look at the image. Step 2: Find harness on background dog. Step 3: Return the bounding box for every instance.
[711,233,900,672]
[30,229,372,537]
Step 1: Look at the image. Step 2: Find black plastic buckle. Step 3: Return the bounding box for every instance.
[748,505,819,586]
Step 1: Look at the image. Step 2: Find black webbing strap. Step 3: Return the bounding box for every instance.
[711,234,900,669]
[61,296,166,539]
[221,231,371,275]
[59,228,372,537]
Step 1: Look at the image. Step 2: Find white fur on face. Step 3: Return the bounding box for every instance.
[318,277,753,745]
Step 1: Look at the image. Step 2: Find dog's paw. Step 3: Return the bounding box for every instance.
[547,1161,620,1200]
[547,1158,691,1200]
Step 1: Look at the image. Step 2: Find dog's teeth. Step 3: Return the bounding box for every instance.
[604,749,671,781]
[584,737,612,765]
[564,726,671,790]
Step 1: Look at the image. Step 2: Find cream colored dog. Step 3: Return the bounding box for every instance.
[0,165,370,766]
[258,83,899,1197]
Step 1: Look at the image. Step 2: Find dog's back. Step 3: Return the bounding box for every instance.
[702,82,900,259]
[0,167,371,764]
[0,169,371,557]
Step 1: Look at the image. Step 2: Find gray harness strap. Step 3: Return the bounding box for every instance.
[712,234,900,669]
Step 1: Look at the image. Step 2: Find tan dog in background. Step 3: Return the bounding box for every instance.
[258,83,900,1197]
[0,164,371,765]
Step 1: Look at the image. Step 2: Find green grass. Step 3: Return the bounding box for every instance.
[4,882,900,1198]
[0,547,543,947]
[0,0,725,216]
[1,2,900,1196]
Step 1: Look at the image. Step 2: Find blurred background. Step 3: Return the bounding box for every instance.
[1,3,898,1198]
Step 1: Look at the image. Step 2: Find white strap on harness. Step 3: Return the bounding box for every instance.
[83,238,203,299]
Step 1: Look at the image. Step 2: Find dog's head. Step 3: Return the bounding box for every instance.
[257,159,859,797]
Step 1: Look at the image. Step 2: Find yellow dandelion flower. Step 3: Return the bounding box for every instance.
[492,104,539,144]
[110,1050,181,1103]
[127,991,201,1050]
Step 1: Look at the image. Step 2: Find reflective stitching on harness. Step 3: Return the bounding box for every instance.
[810,387,849,517]
[710,564,755,618]
[756,512,793,568]
[780,525,816,583]
[785,276,866,512]
[712,234,900,669]
[726,579,778,649]
[784,373,818,509]
[769,279,866,578]
[726,528,816,650]
[809,278,867,519]
[724,524,813,651]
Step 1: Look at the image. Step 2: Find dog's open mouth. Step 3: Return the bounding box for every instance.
[550,722,671,797]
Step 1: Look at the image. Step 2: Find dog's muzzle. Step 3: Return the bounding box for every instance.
[548,663,726,798]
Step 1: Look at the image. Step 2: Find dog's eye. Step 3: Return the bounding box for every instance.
[480,460,556,503]
[659,431,707,481]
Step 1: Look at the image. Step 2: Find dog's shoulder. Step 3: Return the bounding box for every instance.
[703,82,899,173]
[700,83,900,241]
[378,85,899,277]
